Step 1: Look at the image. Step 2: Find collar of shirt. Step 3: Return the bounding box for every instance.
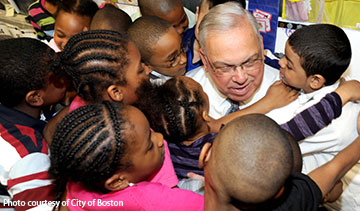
[0,104,46,133]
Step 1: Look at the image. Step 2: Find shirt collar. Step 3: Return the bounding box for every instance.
[150,71,172,81]
[0,104,46,133]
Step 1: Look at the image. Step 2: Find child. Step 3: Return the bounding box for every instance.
[49,102,203,210]
[128,15,187,84]
[44,30,178,188]
[138,76,360,180]
[49,0,98,52]
[201,114,360,210]
[28,0,58,41]
[90,4,132,32]
[266,24,360,210]
[0,38,66,210]
[138,0,192,36]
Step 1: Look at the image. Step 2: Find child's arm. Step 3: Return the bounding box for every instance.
[308,134,360,199]
[281,80,360,141]
[209,81,298,131]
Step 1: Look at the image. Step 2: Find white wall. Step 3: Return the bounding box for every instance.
[274,19,360,81]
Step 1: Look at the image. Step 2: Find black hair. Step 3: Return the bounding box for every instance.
[128,15,172,63]
[138,77,205,144]
[90,4,132,32]
[0,38,57,107]
[56,30,131,103]
[206,0,246,9]
[49,101,131,201]
[139,0,182,17]
[55,0,98,19]
[46,0,59,6]
[288,24,351,85]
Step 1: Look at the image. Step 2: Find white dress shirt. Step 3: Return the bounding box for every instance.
[186,64,280,119]
[267,82,360,211]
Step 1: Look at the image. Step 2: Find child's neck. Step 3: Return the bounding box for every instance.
[13,104,42,119]
[182,121,210,146]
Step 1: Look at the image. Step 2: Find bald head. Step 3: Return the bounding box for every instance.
[128,15,172,63]
[90,4,132,32]
[207,114,293,206]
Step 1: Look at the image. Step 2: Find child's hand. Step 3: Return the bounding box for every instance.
[335,79,360,105]
[187,172,204,182]
[263,81,299,110]
[100,0,119,8]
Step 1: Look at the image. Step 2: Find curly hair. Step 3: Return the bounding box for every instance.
[0,38,58,107]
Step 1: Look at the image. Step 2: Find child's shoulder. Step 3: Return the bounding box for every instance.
[0,104,48,157]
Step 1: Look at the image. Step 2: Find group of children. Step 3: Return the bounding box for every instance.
[0,0,359,210]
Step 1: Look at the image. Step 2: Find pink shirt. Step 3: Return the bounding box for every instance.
[68,96,178,187]
[66,181,203,211]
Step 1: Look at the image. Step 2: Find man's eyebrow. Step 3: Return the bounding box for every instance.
[212,53,259,66]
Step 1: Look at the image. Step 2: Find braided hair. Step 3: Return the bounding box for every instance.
[49,101,131,201]
[56,30,130,103]
[138,77,205,144]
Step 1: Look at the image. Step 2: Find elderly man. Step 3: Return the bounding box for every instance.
[186,2,279,119]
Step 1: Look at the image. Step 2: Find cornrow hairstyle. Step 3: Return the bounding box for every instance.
[49,101,132,201]
[57,30,130,103]
[55,0,98,19]
[288,24,351,85]
[0,38,57,107]
[138,77,205,144]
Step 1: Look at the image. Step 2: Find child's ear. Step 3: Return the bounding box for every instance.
[104,174,130,191]
[142,62,153,75]
[201,110,211,122]
[107,85,124,102]
[309,74,325,90]
[25,90,44,107]
[199,142,212,169]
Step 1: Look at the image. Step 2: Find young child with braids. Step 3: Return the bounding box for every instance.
[138,76,360,184]
[49,102,203,210]
[45,30,178,188]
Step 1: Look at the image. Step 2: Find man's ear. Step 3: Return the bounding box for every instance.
[107,85,124,102]
[25,90,44,107]
[308,74,325,90]
[195,6,199,22]
[199,48,209,72]
[104,174,130,191]
[199,142,212,169]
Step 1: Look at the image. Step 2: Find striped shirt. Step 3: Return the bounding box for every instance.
[0,105,54,210]
[168,92,341,179]
[28,0,55,41]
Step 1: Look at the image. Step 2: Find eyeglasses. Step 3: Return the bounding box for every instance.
[205,55,263,77]
[154,45,188,68]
